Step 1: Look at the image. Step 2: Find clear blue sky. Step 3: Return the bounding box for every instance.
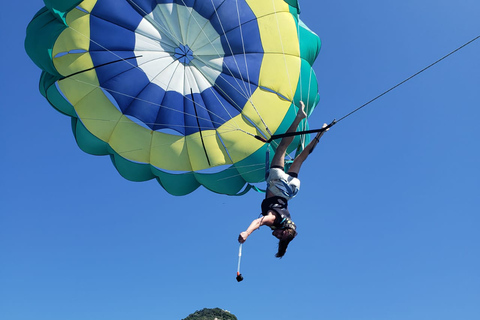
[1,1,479,320]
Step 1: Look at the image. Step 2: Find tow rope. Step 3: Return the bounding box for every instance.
[256,34,480,143]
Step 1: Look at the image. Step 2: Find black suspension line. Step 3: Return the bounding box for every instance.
[191,88,211,167]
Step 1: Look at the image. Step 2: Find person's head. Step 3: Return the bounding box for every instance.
[272,228,297,258]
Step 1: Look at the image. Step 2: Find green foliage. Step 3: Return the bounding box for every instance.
[182,308,238,320]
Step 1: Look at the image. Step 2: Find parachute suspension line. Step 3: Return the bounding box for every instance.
[210,139,270,185]
[235,0,254,99]
[204,139,272,186]
[195,2,252,98]
[67,4,231,135]
[293,63,316,155]
[174,10,247,133]
[205,0,273,138]
[58,29,242,133]
[62,77,234,129]
[191,88,211,166]
[214,163,269,183]
[189,55,271,138]
[232,0,273,138]
[176,0,257,101]
[121,0,256,126]
[225,0,304,142]
[142,0,269,138]
[127,0,221,85]
[300,67,316,150]
[335,34,480,124]
[68,25,141,70]
[258,34,480,143]
[295,18,307,151]
[207,0,252,98]
[265,146,271,180]
[271,0,296,105]
[296,19,303,104]
[58,56,141,80]
[67,3,273,141]
[64,4,273,141]
[246,0,306,157]
[244,98,273,139]
[65,25,218,124]
[126,0,183,46]
[66,74,255,139]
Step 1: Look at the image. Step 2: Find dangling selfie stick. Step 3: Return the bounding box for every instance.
[236,243,244,282]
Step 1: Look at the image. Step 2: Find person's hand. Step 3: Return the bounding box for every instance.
[238,232,248,243]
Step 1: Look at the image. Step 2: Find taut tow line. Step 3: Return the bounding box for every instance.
[255,34,480,143]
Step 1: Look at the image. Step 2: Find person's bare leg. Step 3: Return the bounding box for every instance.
[270,102,307,168]
[287,123,328,176]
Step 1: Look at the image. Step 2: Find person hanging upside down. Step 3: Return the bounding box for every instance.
[238,101,329,258]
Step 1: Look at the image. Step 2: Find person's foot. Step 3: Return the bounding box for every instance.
[297,101,307,120]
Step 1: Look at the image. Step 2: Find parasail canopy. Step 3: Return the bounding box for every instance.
[25,0,321,195]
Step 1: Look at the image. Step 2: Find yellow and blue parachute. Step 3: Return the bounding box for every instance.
[25,0,321,196]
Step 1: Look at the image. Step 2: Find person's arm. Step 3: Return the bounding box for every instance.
[238,213,276,243]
